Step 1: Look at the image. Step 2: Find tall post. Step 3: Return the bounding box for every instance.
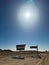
[37,45,38,57]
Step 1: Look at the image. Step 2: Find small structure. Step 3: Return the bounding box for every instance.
[16,44,26,59]
[30,45,38,57]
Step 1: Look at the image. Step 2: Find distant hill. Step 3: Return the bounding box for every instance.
[0,49,2,51]
[0,49,13,52]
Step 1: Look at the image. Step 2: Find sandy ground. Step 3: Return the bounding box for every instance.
[0,56,41,65]
[0,52,49,65]
[44,53,49,65]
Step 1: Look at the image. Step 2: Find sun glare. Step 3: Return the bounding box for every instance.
[17,3,40,30]
[25,12,31,18]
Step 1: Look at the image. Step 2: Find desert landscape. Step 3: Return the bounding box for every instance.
[0,50,49,65]
[0,0,49,65]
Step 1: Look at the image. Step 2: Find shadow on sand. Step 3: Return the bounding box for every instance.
[12,56,24,59]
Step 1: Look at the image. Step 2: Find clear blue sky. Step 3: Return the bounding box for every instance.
[0,0,49,51]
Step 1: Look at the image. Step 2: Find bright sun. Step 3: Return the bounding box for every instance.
[17,4,40,30]
[25,12,31,18]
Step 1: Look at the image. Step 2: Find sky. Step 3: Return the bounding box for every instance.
[0,0,49,51]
